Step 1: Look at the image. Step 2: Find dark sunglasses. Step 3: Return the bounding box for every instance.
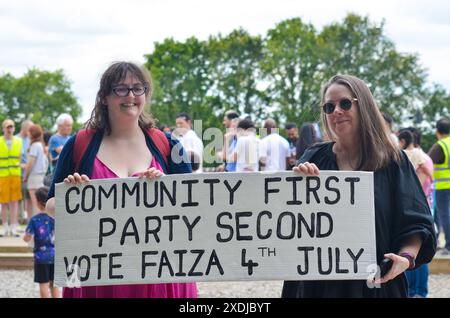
[322,98,357,114]
[112,84,148,97]
[5,125,14,129]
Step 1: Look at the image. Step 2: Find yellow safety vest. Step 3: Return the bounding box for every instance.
[0,136,22,177]
[433,136,450,190]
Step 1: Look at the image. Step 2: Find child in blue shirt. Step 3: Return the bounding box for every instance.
[23,186,59,298]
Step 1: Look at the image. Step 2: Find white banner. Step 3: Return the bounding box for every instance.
[54,171,376,287]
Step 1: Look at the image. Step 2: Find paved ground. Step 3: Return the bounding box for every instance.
[0,270,449,298]
[1,226,449,298]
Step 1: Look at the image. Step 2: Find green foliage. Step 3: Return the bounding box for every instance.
[145,37,217,129]
[422,84,450,124]
[207,29,267,119]
[318,14,428,121]
[144,13,449,132]
[0,68,82,130]
[261,18,322,124]
[420,133,437,153]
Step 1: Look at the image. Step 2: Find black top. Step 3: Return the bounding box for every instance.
[282,142,437,298]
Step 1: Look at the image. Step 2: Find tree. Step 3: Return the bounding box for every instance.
[143,13,447,134]
[144,37,216,129]
[0,68,82,130]
[261,18,322,125]
[422,84,450,123]
[318,14,428,122]
[207,28,267,119]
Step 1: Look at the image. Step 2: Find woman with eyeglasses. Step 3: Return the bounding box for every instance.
[282,74,436,298]
[46,61,197,298]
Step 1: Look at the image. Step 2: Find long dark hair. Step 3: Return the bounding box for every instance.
[296,123,320,160]
[86,61,155,135]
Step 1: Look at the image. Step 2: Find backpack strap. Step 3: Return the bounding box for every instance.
[73,127,170,173]
[146,128,170,166]
[73,129,96,172]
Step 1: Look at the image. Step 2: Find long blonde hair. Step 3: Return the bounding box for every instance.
[320,74,402,171]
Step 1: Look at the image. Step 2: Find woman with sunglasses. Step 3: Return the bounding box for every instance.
[282,74,436,298]
[46,61,197,298]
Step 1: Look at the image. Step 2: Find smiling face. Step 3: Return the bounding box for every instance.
[59,120,73,136]
[323,83,360,142]
[104,72,146,125]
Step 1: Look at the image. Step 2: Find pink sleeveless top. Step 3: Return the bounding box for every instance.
[62,156,198,298]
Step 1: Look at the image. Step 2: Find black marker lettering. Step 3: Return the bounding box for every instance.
[297,246,314,275]
[158,250,174,278]
[286,176,303,205]
[183,216,201,241]
[143,181,158,208]
[181,179,199,207]
[264,178,281,204]
[92,253,108,280]
[81,185,96,213]
[317,212,333,238]
[306,177,321,204]
[65,187,80,214]
[256,211,272,239]
[205,249,224,275]
[98,184,117,211]
[324,177,340,205]
[203,179,220,206]
[109,253,123,279]
[277,212,295,240]
[99,218,116,247]
[216,212,234,243]
[122,182,140,208]
[223,180,242,205]
[163,215,180,241]
[160,180,176,207]
[120,217,140,245]
[145,216,161,243]
[344,177,360,205]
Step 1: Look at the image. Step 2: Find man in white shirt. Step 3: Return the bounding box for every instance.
[174,112,204,173]
[259,119,290,171]
[234,119,260,172]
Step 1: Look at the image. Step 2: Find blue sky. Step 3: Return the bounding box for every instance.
[1,0,449,121]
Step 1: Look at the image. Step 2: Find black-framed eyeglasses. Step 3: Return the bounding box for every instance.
[112,85,148,97]
[322,98,357,115]
[5,125,14,129]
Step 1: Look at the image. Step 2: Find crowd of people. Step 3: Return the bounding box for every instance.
[0,61,448,298]
[0,114,74,297]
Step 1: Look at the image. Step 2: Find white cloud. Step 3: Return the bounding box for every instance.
[0,0,449,122]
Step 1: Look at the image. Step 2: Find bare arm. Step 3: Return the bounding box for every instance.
[376,234,422,284]
[24,155,36,181]
[55,145,64,155]
[417,163,433,180]
[23,233,32,242]
[45,197,56,216]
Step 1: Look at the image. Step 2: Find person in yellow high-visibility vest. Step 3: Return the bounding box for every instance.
[0,119,23,237]
[428,118,450,255]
